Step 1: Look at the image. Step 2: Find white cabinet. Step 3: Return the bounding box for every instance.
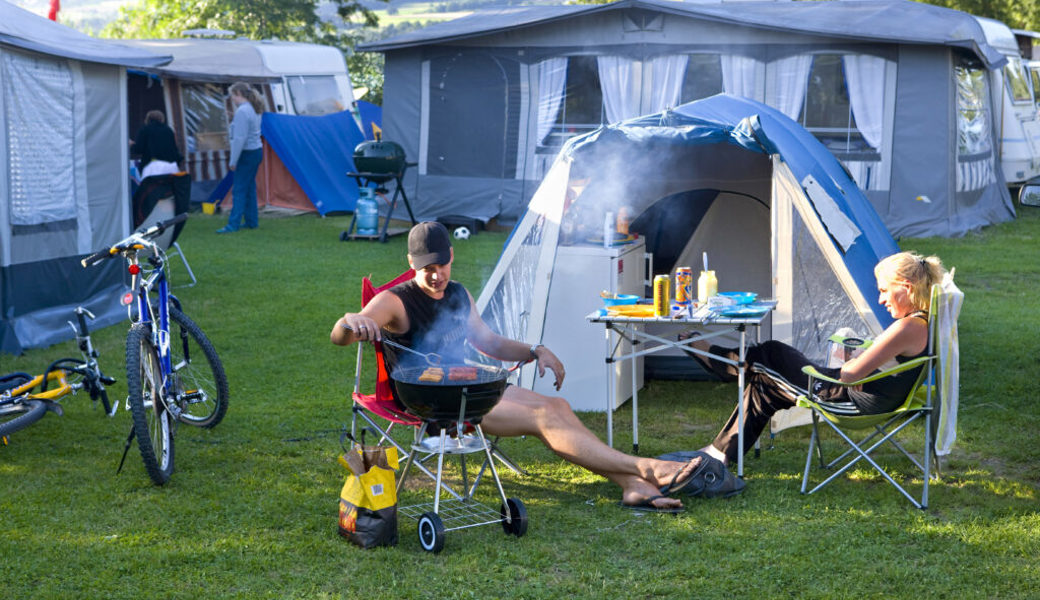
[533,239,647,411]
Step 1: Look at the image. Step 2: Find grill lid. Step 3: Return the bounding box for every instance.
[353,140,406,176]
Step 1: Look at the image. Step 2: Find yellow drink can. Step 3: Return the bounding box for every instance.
[653,274,670,317]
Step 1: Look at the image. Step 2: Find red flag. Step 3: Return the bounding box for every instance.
[47,0,60,21]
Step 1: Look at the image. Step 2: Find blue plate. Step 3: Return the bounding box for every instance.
[718,291,757,305]
[716,306,769,318]
[602,294,640,307]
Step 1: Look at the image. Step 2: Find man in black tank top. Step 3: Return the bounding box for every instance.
[331,222,744,512]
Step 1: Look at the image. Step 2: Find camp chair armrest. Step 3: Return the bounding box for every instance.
[801,356,933,387]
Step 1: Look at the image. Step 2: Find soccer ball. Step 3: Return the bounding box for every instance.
[453,226,471,240]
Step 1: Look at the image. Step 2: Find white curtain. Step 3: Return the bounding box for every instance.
[598,55,640,124]
[537,57,568,145]
[843,54,887,150]
[721,55,759,100]
[647,54,689,114]
[766,55,812,120]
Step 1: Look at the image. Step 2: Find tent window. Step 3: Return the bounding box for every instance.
[543,56,604,148]
[183,83,230,153]
[427,52,519,178]
[2,50,76,227]
[679,54,723,103]
[1003,56,1032,104]
[955,65,992,157]
[287,75,345,116]
[799,54,873,157]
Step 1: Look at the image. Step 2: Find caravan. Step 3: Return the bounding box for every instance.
[975,17,1040,185]
[122,38,357,200]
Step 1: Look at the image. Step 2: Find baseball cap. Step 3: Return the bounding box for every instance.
[408,221,452,270]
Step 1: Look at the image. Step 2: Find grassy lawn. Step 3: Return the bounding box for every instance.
[2,208,1039,598]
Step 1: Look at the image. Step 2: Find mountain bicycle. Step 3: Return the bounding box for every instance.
[0,307,116,444]
[82,214,229,485]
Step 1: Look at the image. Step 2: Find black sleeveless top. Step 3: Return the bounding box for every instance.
[381,280,470,372]
[849,310,929,413]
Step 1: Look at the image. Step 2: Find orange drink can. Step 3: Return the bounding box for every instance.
[675,267,693,305]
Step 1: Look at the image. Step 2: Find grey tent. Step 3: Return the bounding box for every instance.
[363,0,1016,237]
[0,1,170,353]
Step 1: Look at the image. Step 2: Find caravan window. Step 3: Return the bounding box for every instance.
[799,54,873,157]
[1030,63,1040,105]
[1003,56,1032,104]
[286,75,345,116]
[680,54,723,103]
[182,83,230,153]
[542,56,604,148]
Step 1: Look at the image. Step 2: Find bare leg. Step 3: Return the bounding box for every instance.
[481,387,702,508]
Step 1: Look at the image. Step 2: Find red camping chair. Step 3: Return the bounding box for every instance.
[348,271,525,488]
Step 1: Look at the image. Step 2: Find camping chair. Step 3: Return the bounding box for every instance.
[131,172,196,287]
[796,278,962,509]
[348,270,525,496]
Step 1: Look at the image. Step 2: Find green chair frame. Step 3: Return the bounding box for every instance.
[796,284,948,509]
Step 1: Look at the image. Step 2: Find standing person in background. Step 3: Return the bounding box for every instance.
[132,110,183,179]
[217,82,264,233]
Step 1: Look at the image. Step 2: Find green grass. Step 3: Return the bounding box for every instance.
[2,208,1039,598]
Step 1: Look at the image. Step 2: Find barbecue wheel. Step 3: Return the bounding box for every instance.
[500,497,528,537]
[417,512,445,553]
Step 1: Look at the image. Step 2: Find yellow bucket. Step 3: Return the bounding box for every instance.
[202,202,216,215]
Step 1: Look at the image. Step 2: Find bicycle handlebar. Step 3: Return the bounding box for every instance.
[81,214,188,268]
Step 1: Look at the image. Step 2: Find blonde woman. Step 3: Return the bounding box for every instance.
[218,82,264,233]
[683,251,946,469]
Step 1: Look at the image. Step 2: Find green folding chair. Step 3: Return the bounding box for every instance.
[796,280,961,509]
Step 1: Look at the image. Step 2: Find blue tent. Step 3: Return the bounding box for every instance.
[261,110,365,215]
[477,94,901,394]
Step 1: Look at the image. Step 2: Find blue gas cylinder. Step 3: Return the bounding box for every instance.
[356,188,378,235]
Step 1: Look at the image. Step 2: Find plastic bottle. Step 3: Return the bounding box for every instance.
[697,270,717,305]
[616,206,631,235]
[603,211,614,249]
[356,188,378,235]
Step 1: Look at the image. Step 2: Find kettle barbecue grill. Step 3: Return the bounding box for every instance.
[390,363,528,553]
[341,140,418,243]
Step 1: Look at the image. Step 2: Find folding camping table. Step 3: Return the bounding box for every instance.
[586,301,776,478]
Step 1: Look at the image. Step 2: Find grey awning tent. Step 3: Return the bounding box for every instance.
[365,0,1015,237]
[0,1,171,354]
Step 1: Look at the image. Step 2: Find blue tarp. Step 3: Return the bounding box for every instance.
[567,93,901,328]
[356,100,382,141]
[261,110,365,215]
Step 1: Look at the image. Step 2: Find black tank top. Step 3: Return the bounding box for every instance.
[382,280,470,372]
[851,310,930,413]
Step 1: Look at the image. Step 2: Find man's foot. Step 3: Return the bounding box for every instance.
[216,226,237,234]
[620,495,683,514]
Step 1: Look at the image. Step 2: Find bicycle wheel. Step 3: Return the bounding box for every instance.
[0,399,48,438]
[168,307,229,428]
[125,323,174,485]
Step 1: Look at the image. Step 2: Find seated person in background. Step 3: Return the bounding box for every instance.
[132,110,183,179]
[682,251,945,467]
[331,222,744,513]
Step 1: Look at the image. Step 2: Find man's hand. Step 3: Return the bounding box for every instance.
[533,346,566,391]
